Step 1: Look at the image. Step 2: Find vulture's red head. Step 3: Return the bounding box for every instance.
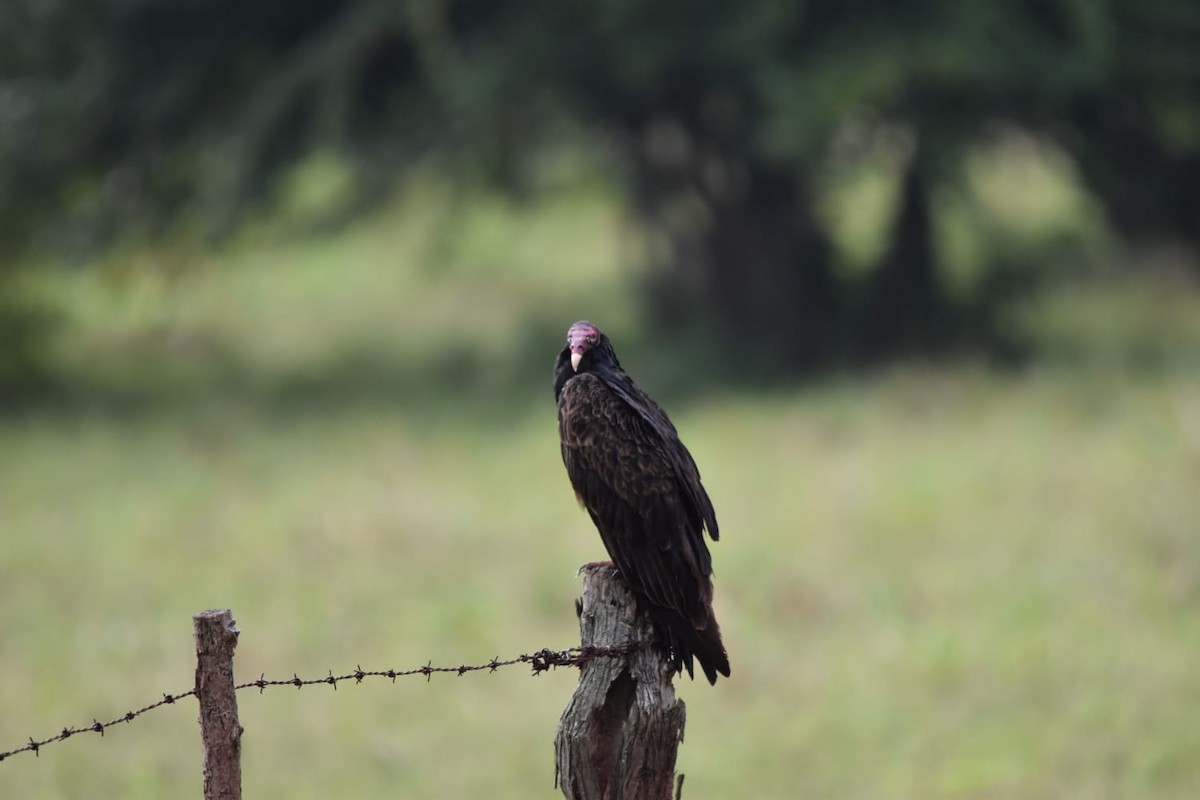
[566,320,602,372]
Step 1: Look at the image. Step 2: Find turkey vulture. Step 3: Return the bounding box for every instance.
[554,320,730,684]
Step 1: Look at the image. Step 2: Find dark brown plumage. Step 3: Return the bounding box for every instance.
[554,320,729,684]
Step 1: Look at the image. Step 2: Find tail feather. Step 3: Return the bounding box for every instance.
[692,613,731,685]
[648,604,730,685]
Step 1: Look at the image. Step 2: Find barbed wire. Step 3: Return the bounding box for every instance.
[0,643,638,764]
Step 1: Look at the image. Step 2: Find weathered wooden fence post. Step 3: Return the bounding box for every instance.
[555,565,687,800]
[193,609,243,800]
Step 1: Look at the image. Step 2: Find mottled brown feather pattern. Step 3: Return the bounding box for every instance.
[560,376,709,621]
[553,323,729,684]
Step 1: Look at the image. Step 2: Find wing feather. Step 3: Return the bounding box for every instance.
[559,373,712,626]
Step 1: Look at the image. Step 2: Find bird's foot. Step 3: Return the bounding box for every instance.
[577,560,615,575]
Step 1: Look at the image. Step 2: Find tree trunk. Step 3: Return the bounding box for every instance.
[628,116,838,372]
[860,140,941,356]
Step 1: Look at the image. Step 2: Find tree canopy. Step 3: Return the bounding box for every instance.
[3,0,1199,373]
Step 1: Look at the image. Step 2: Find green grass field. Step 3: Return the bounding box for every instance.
[3,188,1200,798]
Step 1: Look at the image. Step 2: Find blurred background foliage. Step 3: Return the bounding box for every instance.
[3,0,1199,389]
[3,2,1200,799]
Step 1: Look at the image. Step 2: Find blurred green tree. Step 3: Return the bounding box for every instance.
[2,0,1198,378]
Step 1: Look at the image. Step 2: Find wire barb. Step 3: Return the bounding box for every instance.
[0,642,640,764]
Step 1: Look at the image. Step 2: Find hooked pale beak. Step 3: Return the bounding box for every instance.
[570,351,583,371]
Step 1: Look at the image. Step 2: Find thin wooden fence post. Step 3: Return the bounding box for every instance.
[555,566,686,800]
[193,609,243,800]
